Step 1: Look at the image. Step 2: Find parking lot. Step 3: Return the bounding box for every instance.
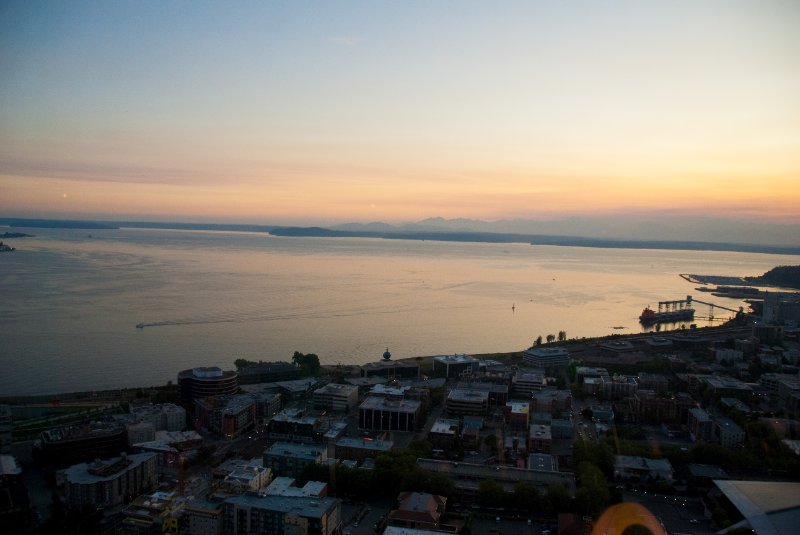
[620,491,714,534]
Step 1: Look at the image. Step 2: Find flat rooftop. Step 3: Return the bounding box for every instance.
[265,442,326,460]
[335,437,393,451]
[447,389,489,403]
[433,354,477,364]
[359,396,421,412]
[224,494,337,518]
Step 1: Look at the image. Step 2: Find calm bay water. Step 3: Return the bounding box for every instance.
[1,227,796,396]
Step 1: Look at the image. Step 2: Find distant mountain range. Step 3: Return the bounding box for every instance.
[2,216,799,255]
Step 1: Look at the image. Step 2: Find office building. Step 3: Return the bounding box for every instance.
[237,361,303,385]
[445,389,489,418]
[267,408,321,444]
[432,354,479,378]
[523,347,570,368]
[511,371,547,399]
[178,367,239,405]
[313,384,359,414]
[359,396,421,432]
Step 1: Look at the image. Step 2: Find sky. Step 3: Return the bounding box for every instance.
[1,1,799,225]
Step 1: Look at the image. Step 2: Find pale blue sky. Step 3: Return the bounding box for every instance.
[1,1,799,223]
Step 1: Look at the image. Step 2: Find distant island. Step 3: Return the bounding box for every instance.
[1,231,34,238]
[0,218,118,230]
[2,217,799,255]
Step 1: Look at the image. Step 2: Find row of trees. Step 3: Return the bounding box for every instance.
[299,438,619,519]
[299,440,454,499]
[532,331,568,346]
[233,351,321,377]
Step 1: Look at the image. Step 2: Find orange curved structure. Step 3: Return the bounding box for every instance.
[591,502,666,535]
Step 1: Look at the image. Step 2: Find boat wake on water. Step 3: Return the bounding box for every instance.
[134,301,474,329]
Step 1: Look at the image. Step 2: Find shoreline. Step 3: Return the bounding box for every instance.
[1,323,748,405]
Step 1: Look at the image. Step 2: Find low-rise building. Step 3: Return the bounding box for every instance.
[688,407,714,442]
[523,347,570,368]
[445,389,489,418]
[36,420,127,465]
[195,395,256,439]
[237,361,302,385]
[714,416,745,448]
[359,396,422,432]
[599,375,638,401]
[387,492,447,531]
[214,458,272,493]
[267,408,321,444]
[511,371,548,398]
[119,490,182,534]
[360,359,420,379]
[184,499,224,535]
[528,424,552,453]
[130,403,187,432]
[598,340,636,356]
[125,421,156,446]
[263,442,327,479]
[334,437,393,463]
[428,418,461,449]
[432,354,480,378]
[637,373,670,394]
[63,452,157,508]
[417,459,576,500]
[633,390,695,424]
[531,389,572,417]
[528,453,559,472]
[715,348,745,365]
[701,375,753,400]
[313,383,359,414]
[223,494,341,535]
[613,455,673,482]
[454,381,509,406]
[264,477,327,498]
[505,401,530,430]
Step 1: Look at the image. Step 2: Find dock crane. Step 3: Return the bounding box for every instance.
[686,295,743,321]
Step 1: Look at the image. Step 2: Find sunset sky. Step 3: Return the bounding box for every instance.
[1,1,799,225]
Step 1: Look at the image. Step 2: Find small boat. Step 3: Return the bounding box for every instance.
[136,323,144,329]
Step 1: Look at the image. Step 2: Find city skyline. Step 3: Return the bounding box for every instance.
[2,1,799,225]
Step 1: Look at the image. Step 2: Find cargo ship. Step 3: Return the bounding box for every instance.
[639,295,695,325]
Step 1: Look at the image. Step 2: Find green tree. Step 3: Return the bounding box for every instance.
[534,335,543,347]
[546,334,556,344]
[484,433,498,454]
[512,481,540,513]
[292,351,321,376]
[545,482,571,516]
[477,479,505,509]
[558,330,567,342]
[574,462,610,515]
